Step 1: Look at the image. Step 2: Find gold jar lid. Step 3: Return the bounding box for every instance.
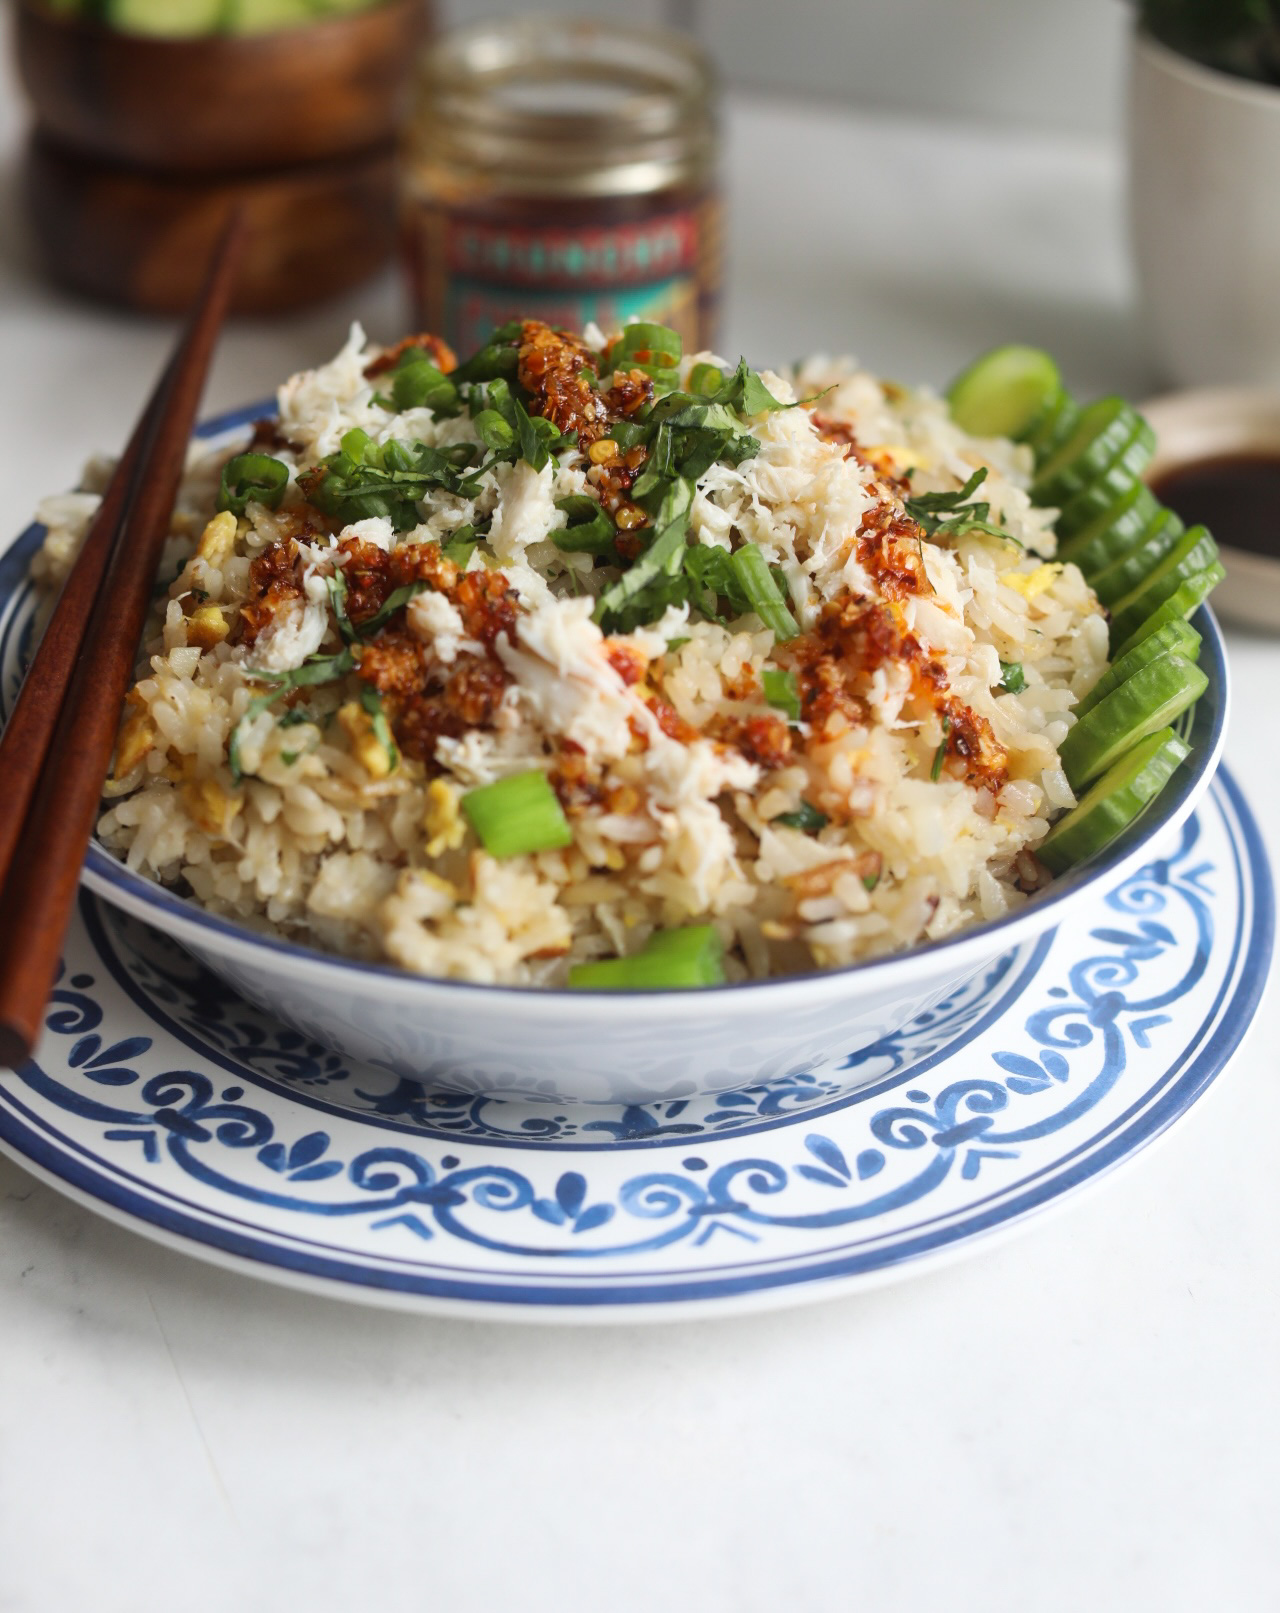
[408,15,718,200]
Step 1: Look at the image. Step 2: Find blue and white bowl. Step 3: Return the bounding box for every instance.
[0,403,1231,1106]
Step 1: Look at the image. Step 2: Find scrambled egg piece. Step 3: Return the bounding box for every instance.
[1001,562,1062,601]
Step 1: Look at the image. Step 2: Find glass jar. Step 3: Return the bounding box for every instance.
[402,16,721,356]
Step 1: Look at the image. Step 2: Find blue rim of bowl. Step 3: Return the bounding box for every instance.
[0,397,1232,1002]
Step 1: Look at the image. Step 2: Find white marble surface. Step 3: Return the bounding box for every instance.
[1,82,1278,1613]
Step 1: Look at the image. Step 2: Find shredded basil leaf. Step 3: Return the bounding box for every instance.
[772,800,828,833]
[359,682,399,774]
[228,649,356,782]
[998,660,1027,693]
[930,715,952,781]
[442,523,484,567]
[762,667,802,722]
[594,481,693,633]
[906,466,1019,546]
[325,569,357,644]
[356,582,433,638]
[553,494,616,555]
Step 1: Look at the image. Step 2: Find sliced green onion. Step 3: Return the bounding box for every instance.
[340,427,375,463]
[608,322,682,387]
[729,546,799,641]
[569,925,725,990]
[554,494,616,555]
[472,409,516,452]
[930,715,952,781]
[762,667,801,722]
[610,322,682,366]
[689,362,724,396]
[217,453,289,516]
[998,660,1026,693]
[771,800,828,833]
[461,770,573,859]
[391,359,459,416]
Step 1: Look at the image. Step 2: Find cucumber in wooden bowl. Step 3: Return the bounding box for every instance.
[36,0,387,34]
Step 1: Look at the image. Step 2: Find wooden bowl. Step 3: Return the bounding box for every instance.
[13,0,431,175]
[25,132,398,315]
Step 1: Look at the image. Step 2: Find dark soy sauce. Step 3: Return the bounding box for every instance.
[1151,452,1280,559]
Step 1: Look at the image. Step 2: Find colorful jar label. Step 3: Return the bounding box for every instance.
[405,197,720,355]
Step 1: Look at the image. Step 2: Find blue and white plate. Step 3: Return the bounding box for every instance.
[0,767,1270,1319]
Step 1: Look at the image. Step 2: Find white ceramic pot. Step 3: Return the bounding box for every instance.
[1130,29,1280,387]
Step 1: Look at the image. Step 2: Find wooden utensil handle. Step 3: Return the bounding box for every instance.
[0,213,246,1070]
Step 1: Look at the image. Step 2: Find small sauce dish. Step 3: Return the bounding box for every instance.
[1142,387,1280,632]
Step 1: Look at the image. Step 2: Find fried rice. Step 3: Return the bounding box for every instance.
[31,320,1108,986]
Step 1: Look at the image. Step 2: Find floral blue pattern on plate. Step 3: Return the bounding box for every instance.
[0,768,1270,1320]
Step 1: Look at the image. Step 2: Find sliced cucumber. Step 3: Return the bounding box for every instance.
[1059,654,1207,790]
[223,0,317,30]
[1037,727,1191,875]
[105,0,225,33]
[1055,484,1161,573]
[1092,516,1205,606]
[1052,427,1157,538]
[1108,526,1220,649]
[1074,618,1202,720]
[1027,394,1080,466]
[946,346,1064,441]
[1111,563,1225,660]
[1068,504,1181,586]
[1031,399,1144,507]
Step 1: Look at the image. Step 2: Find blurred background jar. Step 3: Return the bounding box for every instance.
[14,0,431,315]
[402,15,721,356]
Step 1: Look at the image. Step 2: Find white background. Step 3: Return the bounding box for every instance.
[442,0,1129,135]
[1,6,1278,1611]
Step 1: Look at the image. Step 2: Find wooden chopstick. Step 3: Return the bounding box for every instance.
[0,351,176,881]
[0,211,247,1069]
